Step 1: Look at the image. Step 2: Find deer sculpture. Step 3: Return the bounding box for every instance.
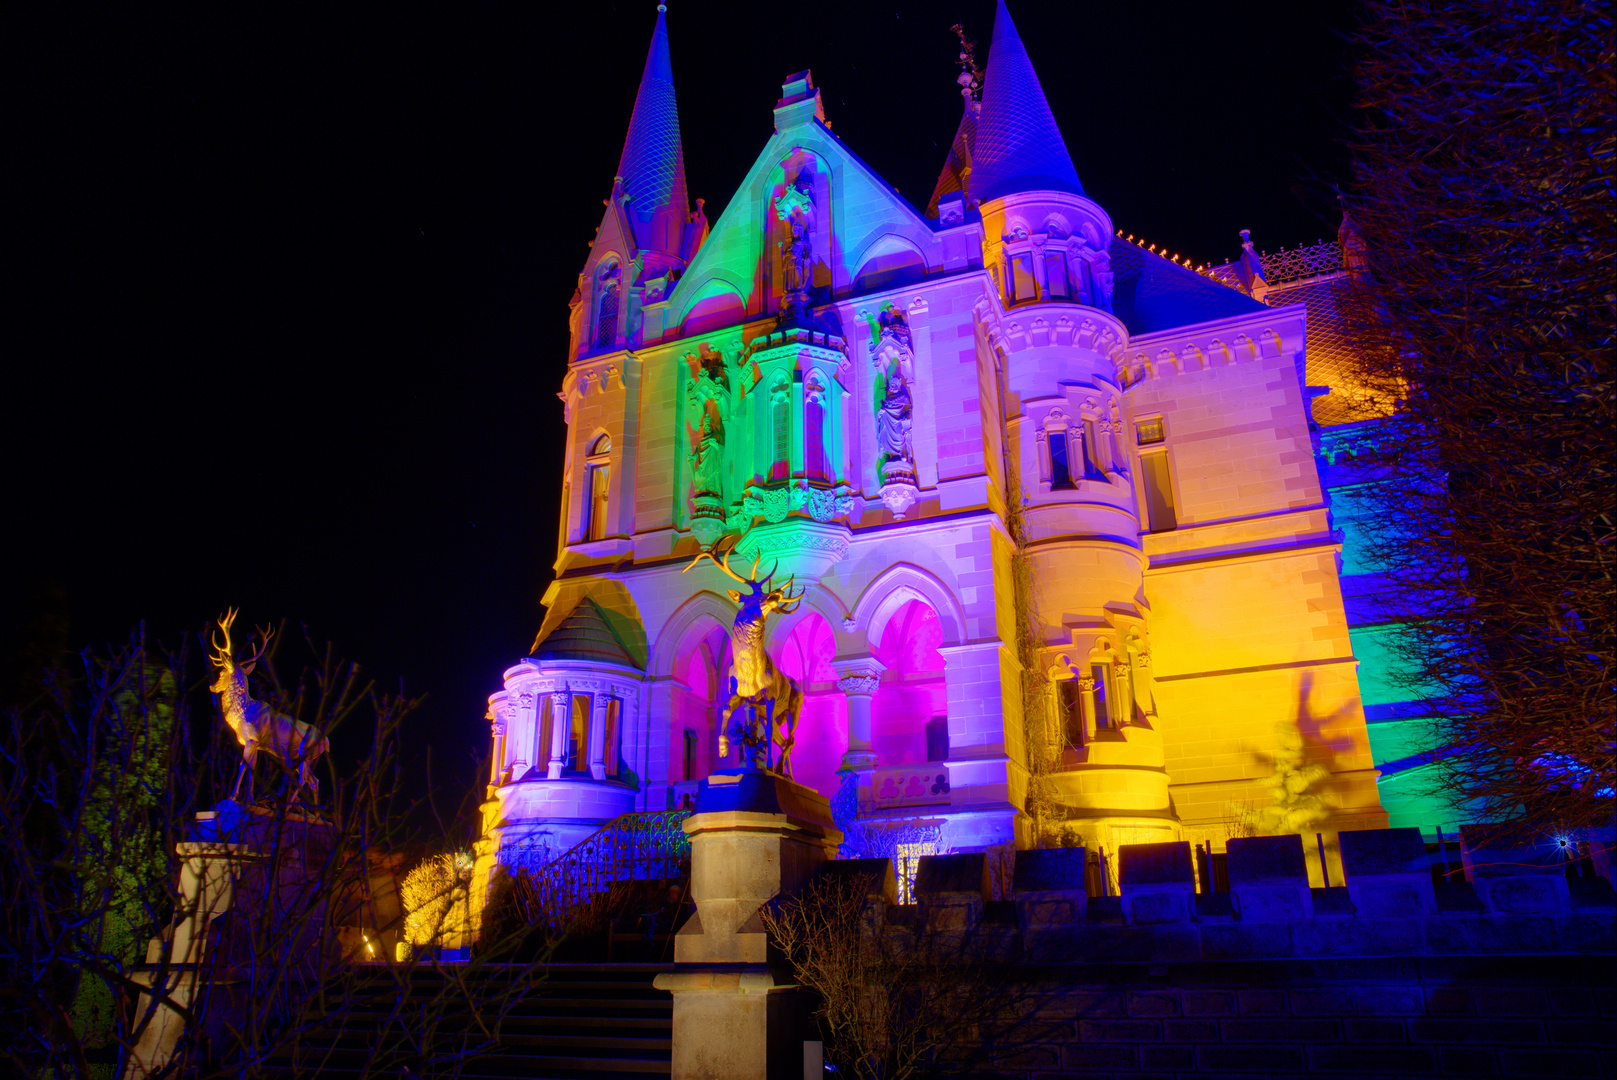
[683,539,806,777]
[209,608,329,804]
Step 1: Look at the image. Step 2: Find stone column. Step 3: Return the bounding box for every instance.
[654,768,842,1080]
[832,658,884,772]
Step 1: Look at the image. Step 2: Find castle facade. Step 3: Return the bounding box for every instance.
[474,1,1392,894]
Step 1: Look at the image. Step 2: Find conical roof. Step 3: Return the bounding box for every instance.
[613,8,688,254]
[926,93,977,218]
[529,597,640,669]
[970,0,1083,204]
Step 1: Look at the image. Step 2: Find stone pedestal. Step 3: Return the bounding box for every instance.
[655,768,842,1080]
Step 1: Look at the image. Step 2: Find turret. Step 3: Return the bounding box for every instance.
[570,7,704,360]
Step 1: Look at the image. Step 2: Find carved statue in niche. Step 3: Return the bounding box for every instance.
[775,179,815,313]
[866,303,920,517]
[686,344,731,546]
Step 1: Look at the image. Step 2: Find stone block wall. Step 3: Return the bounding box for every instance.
[880,839,1616,1079]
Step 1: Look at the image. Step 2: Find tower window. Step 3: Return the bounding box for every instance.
[1059,679,1084,746]
[1010,254,1038,303]
[601,698,622,779]
[1091,664,1113,729]
[1046,254,1070,298]
[594,265,620,350]
[1140,451,1177,532]
[567,694,591,772]
[585,434,611,541]
[925,715,950,762]
[535,693,553,772]
[1082,420,1105,480]
[1049,430,1074,490]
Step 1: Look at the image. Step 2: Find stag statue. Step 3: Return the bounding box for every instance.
[683,539,806,777]
[209,608,329,805]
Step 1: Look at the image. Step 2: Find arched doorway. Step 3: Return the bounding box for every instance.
[772,612,846,799]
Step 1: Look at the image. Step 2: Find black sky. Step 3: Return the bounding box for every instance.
[7,1,1356,793]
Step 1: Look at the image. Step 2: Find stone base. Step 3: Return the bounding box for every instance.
[653,968,810,1080]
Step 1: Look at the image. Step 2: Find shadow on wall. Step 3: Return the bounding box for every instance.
[1237,673,1353,835]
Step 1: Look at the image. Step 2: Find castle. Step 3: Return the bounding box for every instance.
[473,1,1418,897]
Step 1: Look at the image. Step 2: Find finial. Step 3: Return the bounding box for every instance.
[658,2,666,10]
[1240,228,1254,250]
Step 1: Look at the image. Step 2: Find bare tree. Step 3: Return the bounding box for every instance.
[0,619,551,1079]
[1340,0,1616,835]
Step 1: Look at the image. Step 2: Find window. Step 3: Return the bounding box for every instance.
[1136,418,1166,445]
[1077,259,1094,305]
[682,728,698,782]
[567,694,591,772]
[1010,254,1037,302]
[1091,664,1113,729]
[805,375,826,482]
[1046,253,1070,298]
[585,435,611,541]
[535,694,553,772]
[1082,421,1105,480]
[1048,430,1074,490]
[601,698,622,779]
[769,380,791,483]
[1058,678,1085,746]
[1140,452,1177,532]
[925,716,950,762]
[594,265,620,349]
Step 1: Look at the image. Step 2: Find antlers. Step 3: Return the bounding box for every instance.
[682,538,753,585]
[211,608,273,671]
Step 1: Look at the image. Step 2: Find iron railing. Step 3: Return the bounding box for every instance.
[1259,239,1344,286]
[510,810,691,933]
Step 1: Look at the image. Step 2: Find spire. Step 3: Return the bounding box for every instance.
[613,6,689,258]
[970,0,1083,205]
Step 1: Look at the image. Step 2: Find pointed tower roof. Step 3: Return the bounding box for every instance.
[926,94,977,218]
[613,7,689,256]
[970,0,1084,205]
[529,597,640,669]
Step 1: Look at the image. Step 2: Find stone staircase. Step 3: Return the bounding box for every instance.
[261,962,672,1079]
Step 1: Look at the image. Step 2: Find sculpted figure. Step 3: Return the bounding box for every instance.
[210,608,329,804]
[872,305,917,478]
[691,402,724,499]
[682,540,805,777]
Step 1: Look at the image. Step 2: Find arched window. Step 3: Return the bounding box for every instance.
[769,375,791,483]
[586,434,611,541]
[594,264,621,350]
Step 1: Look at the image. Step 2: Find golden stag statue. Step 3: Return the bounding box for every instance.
[209,608,329,804]
[683,540,806,777]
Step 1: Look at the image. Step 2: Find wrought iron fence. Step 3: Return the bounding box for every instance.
[509,810,691,934]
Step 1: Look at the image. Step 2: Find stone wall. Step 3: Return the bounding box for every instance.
[863,831,1614,1079]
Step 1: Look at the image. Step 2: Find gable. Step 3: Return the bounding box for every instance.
[668,120,948,338]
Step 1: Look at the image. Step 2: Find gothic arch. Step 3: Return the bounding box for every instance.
[673,274,749,337]
[652,590,737,677]
[851,232,928,295]
[849,563,967,648]
[762,582,849,653]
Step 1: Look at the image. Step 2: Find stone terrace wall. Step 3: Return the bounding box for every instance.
[992,956,1614,1079]
[879,831,1616,1079]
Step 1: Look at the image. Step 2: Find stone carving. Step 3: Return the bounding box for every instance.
[209,608,328,805]
[867,303,920,517]
[687,345,730,547]
[740,480,853,525]
[836,671,881,697]
[776,179,815,316]
[683,539,806,777]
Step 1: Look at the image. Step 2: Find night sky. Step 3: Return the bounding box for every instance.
[8,1,1355,796]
